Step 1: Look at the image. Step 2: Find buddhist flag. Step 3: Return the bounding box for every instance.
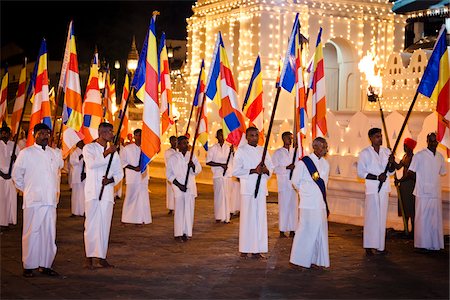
[119,73,130,141]
[417,25,449,154]
[193,60,208,151]
[205,32,246,147]
[310,27,327,139]
[11,65,26,136]
[81,53,103,143]
[104,71,115,123]
[0,70,8,123]
[242,55,264,145]
[133,13,160,172]
[159,33,174,135]
[60,21,84,157]
[275,56,282,88]
[26,39,52,146]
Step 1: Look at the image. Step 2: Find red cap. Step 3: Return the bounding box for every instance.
[404,138,417,150]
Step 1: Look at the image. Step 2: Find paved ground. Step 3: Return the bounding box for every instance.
[1,176,449,299]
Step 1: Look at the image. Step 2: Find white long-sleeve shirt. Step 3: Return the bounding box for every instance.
[166,151,202,198]
[83,142,123,203]
[12,144,63,208]
[206,143,233,178]
[357,146,393,194]
[232,144,273,196]
[409,148,446,198]
[0,140,19,174]
[120,143,148,184]
[291,153,329,209]
[69,148,84,184]
[272,146,296,192]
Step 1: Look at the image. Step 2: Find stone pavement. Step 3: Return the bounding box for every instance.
[1,177,449,299]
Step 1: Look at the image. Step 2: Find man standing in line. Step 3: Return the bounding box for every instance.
[290,137,330,269]
[120,129,152,225]
[357,128,395,256]
[12,123,63,277]
[206,129,233,224]
[232,127,273,259]
[407,132,446,252]
[166,135,202,242]
[83,122,123,268]
[69,140,86,217]
[272,131,298,238]
[0,126,19,228]
[164,135,177,215]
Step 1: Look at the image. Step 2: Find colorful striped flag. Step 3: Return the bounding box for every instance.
[81,53,104,143]
[11,65,26,136]
[310,27,327,139]
[60,21,84,157]
[193,60,208,151]
[0,70,8,123]
[159,32,174,135]
[104,71,115,123]
[275,56,282,88]
[132,13,160,172]
[417,25,449,156]
[205,32,246,147]
[243,55,264,145]
[119,73,130,141]
[26,39,52,146]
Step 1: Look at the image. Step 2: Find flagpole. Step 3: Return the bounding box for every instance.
[183,92,206,188]
[50,86,63,147]
[184,97,195,136]
[8,58,28,176]
[99,84,133,201]
[254,86,281,198]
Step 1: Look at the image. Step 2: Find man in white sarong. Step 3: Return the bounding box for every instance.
[69,140,85,217]
[207,129,234,223]
[232,127,273,259]
[164,136,177,215]
[120,129,152,225]
[12,123,63,277]
[290,137,330,269]
[357,128,395,256]
[166,135,202,242]
[272,131,298,238]
[407,132,447,251]
[83,122,123,268]
[0,126,19,227]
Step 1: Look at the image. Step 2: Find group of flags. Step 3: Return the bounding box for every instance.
[0,14,448,168]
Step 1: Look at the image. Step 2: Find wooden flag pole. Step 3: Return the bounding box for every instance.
[184,96,195,136]
[99,85,133,201]
[183,93,207,188]
[51,86,63,147]
[254,86,282,198]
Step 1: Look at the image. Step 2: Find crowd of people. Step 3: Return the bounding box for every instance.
[0,122,446,277]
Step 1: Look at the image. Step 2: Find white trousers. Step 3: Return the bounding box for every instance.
[213,177,231,222]
[122,182,152,224]
[414,197,444,250]
[278,187,298,232]
[239,194,268,254]
[0,178,17,226]
[71,182,85,216]
[174,193,195,237]
[22,206,57,269]
[166,181,175,210]
[363,192,389,251]
[230,179,241,213]
[84,200,114,259]
[290,208,329,268]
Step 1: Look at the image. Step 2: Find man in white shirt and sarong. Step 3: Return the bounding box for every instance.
[272,131,298,238]
[207,129,234,224]
[0,126,19,228]
[12,123,63,277]
[120,129,152,225]
[166,135,202,242]
[83,122,123,268]
[232,127,273,260]
[407,132,447,252]
[69,140,85,217]
[357,128,395,256]
[164,136,177,215]
[290,137,330,269]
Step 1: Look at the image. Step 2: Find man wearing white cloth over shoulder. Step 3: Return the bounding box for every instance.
[120,129,152,225]
[83,122,123,269]
[290,137,330,269]
[12,123,63,277]
[232,127,273,260]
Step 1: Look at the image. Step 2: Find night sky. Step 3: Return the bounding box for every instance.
[1,1,195,68]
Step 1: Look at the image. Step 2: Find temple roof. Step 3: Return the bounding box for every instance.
[391,0,447,14]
